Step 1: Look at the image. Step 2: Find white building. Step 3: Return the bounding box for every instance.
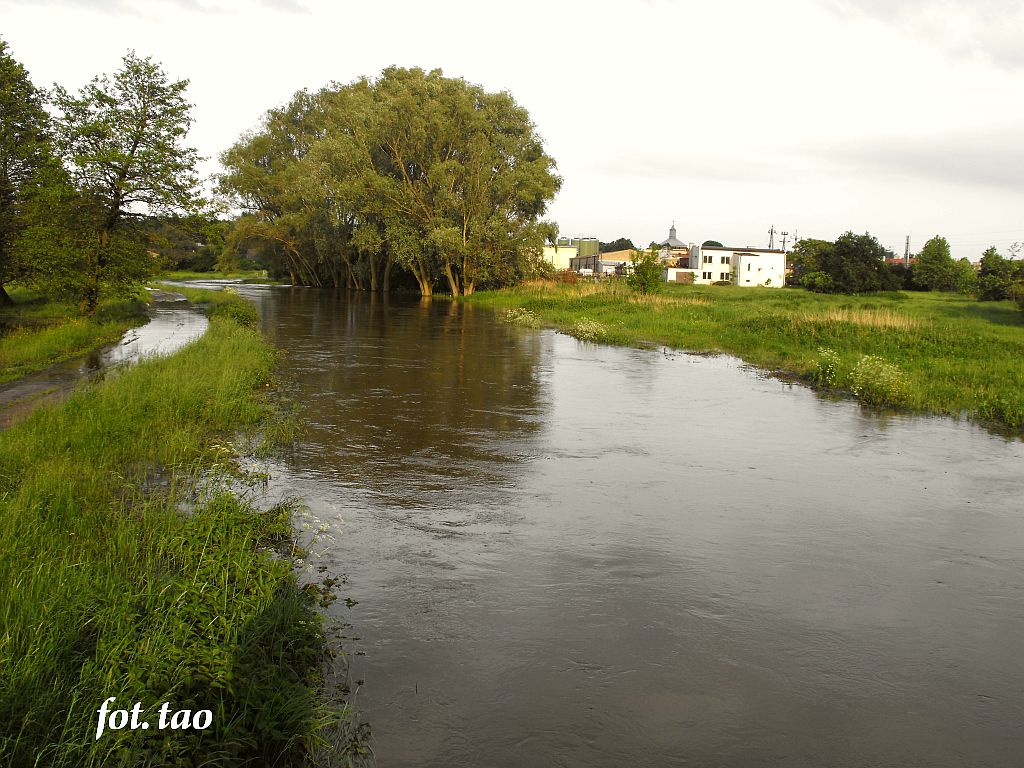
[657,225,786,287]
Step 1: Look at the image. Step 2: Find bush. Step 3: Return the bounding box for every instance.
[1010,281,1024,313]
[555,268,579,284]
[848,355,910,407]
[626,249,663,295]
[802,271,835,293]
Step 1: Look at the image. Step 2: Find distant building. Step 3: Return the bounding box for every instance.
[541,244,578,270]
[656,224,786,287]
[558,236,599,258]
[569,252,629,275]
[657,223,688,262]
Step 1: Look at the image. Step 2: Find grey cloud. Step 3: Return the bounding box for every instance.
[594,151,794,184]
[808,129,1024,191]
[818,0,1024,69]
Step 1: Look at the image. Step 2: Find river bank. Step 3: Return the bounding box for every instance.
[0,288,150,384]
[464,280,1024,433]
[0,292,353,766]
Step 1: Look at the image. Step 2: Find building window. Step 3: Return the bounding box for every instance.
[720,272,729,281]
[720,256,730,264]
[702,271,712,280]
[747,263,751,271]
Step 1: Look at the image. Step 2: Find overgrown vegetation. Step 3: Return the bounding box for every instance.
[218,67,561,295]
[0,297,365,766]
[626,248,663,295]
[0,286,148,382]
[467,280,1024,432]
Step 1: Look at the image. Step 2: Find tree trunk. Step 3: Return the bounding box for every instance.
[0,284,12,308]
[443,257,460,296]
[382,256,393,293]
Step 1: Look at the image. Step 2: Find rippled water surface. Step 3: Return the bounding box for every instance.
[244,287,1023,767]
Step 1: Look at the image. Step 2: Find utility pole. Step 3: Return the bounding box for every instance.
[781,231,789,251]
[768,225,776,249]
[904,235,911,266]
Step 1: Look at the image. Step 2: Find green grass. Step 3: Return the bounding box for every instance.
[0,296,365,766]
[159,269,287,284]
[0,288,149,383]
[466,280,1024,433]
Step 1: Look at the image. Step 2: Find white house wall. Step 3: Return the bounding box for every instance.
[735,252,786,287]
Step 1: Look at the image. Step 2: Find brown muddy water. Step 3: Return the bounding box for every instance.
[236,285,1024,767]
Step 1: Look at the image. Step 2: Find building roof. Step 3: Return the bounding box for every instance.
[600,249,634,261]
[702,246,786,254]
[659,223,686,249]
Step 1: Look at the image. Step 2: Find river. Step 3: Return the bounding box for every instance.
[237,285,1023,767]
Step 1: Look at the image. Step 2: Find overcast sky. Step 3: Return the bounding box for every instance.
[3,0,1022,257]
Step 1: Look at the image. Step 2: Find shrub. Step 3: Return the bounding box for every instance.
[569,316,608,342]
[810,347,842,387]
[848,355,910,406]
[555,269,579,284]
[1010,281,1024,313]
[802,271,835,293]
[626,249,663,295]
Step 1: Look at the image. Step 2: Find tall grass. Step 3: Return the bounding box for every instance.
[472,281,1024,432]
[0,300,363,766]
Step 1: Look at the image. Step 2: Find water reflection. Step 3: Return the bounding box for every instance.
[249,288,1024,768]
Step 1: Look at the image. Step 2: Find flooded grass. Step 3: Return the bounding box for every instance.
[0,297,361,766]
[467,281,1024,432]
[159,269,288,284]
[0,288,149,383]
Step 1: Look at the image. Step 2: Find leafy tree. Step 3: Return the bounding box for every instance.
[600,237,635,253]
[913,235,958,291]
[220,68,560,296]
[806,232,898,293]
[787,238,833,286]
[701,239,723,247]
[627,248,663,294]
[0,38,50,305]
[952,257,977,294]
[976,246,1024,300]
[48,51,200,313]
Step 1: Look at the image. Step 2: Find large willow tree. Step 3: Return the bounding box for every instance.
[219,67,560,296]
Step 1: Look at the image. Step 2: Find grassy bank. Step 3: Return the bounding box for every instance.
[0,296,352,766]
[0,288,148,383]
[467,281,1024,433]
[159,269,287,284]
